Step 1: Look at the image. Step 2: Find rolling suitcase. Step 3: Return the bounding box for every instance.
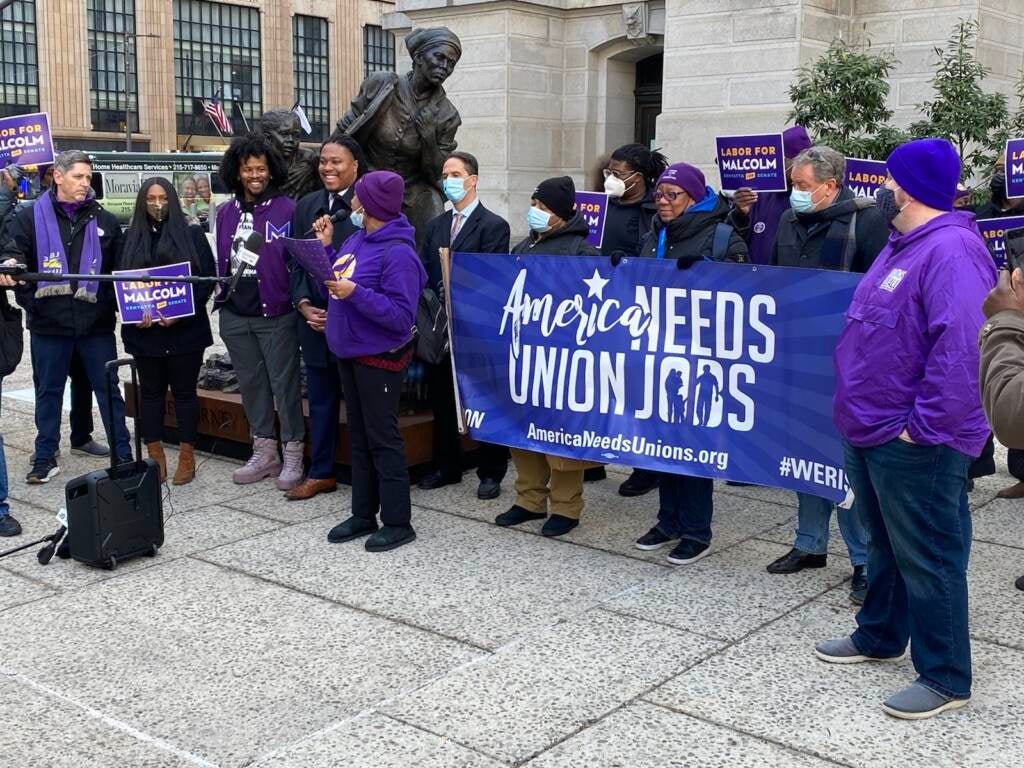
[64,358,164,570]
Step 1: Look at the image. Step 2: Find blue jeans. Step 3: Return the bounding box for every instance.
[845,439,972,700]
[305,362,342,479]
[655,473,714,544]
[31,332,132,462]
[795,493,868,566]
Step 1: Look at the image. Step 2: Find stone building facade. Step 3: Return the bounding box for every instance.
[27,0,393,152]
[388,0,1024,227]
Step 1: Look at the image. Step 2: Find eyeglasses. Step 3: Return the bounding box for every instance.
[654,189,685,202]
[602,168,639,181]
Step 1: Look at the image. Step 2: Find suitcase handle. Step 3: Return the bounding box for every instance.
[105,358,142,474]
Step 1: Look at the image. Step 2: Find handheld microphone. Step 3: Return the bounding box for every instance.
[220,232,265,302]
[37,525,67,565]
[304,208,349,236]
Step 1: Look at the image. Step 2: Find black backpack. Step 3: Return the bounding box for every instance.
[414,287,449,364]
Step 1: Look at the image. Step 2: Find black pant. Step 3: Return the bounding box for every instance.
[427,360,509,482]
[31,346,95,446]
[338,358,410,527]
[135,352,204,444]
[970,434,1024,482]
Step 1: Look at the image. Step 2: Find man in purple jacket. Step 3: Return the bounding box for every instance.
[816,138,996,720]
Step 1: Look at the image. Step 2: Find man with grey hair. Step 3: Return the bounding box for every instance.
[764,144,888,602]
[4,150,132,483]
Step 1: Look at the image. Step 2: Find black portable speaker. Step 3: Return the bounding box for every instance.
[64,358,164,570]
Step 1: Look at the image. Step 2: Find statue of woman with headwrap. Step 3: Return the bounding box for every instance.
[335,27,462,243]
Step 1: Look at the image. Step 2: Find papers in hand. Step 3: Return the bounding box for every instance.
[282,237,334,284]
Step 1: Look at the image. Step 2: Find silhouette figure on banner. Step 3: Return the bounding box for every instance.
[695,364,722,427]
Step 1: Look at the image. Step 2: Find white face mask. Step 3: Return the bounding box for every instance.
[604,174,626,198]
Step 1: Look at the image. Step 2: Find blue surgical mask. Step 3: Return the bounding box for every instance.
[443,177,469,204]
[789,182,825,214]
[527,206,552,233]
[350,207,365,229]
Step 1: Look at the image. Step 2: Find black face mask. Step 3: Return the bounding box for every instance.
[875,187,903,225]
[991,172,1008,205]
[147,202,169,223]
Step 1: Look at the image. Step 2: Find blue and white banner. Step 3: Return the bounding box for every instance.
[449,253,861,502]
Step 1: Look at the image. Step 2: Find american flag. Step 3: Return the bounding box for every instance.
[203,92,232,135]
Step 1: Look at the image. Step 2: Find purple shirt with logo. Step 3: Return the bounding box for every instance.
[833,211,996,457]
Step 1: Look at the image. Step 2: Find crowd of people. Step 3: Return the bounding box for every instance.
[0,116,1020,720]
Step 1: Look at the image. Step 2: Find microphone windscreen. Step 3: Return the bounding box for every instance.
[244,232,265,253]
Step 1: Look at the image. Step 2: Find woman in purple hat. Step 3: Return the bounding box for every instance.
[313,170,427,553]
[633,161,747,566]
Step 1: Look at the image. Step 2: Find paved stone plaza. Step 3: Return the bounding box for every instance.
[1,329,1023,767]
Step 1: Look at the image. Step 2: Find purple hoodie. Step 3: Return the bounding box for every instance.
[326,214,427,359]
[745,190,790,265]
[833,210,997,457]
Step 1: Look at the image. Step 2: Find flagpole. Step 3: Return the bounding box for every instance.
[236,102,251,134]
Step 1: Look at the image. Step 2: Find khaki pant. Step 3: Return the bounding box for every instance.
[511,449,589,520]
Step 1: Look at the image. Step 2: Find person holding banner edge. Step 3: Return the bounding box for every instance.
[4,150,133,483]
[599,142,668,499]
[632,161,746,564]
[765,145,887,603]
[497,176,601,538]
[285,133,366,502]
[818,137,995,720]
[417,150,512,500]
[117,177,216,485]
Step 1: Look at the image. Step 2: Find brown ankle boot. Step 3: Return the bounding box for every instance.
[146,441,167,483]
[173,443,196,486]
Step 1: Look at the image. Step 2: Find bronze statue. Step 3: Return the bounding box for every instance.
[260,109,321,198]
[336,27,462,242]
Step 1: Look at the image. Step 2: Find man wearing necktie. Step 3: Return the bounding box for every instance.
[286,135,366,500]
[417,151,512,499]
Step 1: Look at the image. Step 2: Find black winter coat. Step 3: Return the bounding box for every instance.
[511,212,601,256]
[771,187,888,273]
[600,195,657,258]
[5,192,123,337]
[119,224,216,357]
[639,195,747,264]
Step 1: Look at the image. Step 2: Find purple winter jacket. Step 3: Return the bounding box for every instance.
[215,194,297,317]
[833,211,997,457]
[326,214,427,359]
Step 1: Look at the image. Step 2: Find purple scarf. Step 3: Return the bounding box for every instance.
[33,192,101,302]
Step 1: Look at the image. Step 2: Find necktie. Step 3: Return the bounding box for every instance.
[450,212,463,242]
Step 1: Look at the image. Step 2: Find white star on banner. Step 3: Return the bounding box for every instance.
[582,269,609,300]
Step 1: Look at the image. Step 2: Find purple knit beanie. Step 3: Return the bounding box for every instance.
[886,138,960,212]
[355,170,405,221]
[782,126,812,159]
[655,162,706,201]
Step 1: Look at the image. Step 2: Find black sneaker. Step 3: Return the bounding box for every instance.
[26,457,60,484]
[365,524,416,552]
[666,539,710,565]
[477,478,501,500]
[766,547,827,574]
[71,439,110,457]
[635,526,674,551]
[327,516,378,544]
[618,469,659,497]
[494,505,546,527]
[0,515,22,537]
[541,514,578,537]
[583,466,607,482]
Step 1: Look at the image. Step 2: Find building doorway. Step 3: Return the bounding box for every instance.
[635,52,662,148]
